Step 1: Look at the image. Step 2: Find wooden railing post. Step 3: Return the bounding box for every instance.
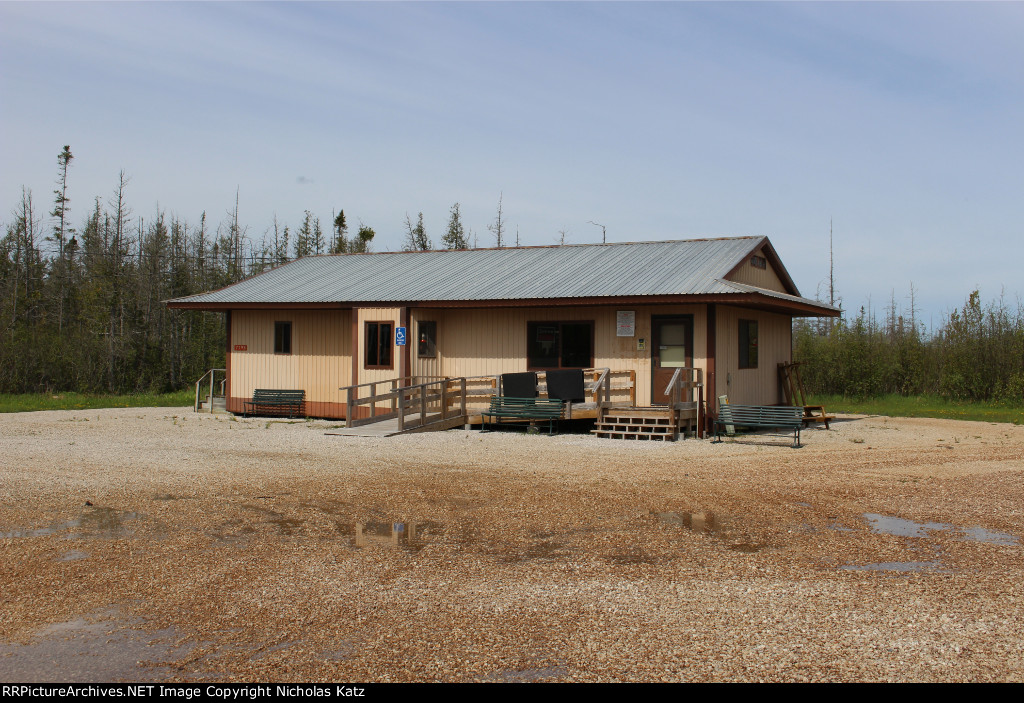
[398,388,406,432]
[209,372,216,414]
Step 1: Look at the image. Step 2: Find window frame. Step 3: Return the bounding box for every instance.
[738,319,758,369]
[526,320,595,371]
[365,321,394,369]
[274,321,292,355]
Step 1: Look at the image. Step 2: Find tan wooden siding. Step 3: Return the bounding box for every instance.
[726,247,788,293]
[715,306,791,406]
[228,309,352,415]
[356,307,402,385]
[430,304,707,406]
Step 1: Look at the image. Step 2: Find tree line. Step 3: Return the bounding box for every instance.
[0,148,540,394]
[794,289,1024,403]
[0,148,387,394]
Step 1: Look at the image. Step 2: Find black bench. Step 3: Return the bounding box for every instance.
[244,389,305,419]
[714,404,804,448]
[481,397,564,435]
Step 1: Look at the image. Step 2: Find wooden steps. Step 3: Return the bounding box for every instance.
[592,408,680,441]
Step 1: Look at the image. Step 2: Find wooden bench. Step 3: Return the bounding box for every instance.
[481,397,564,435]
[714,404,804,448]
[244,389,305,419]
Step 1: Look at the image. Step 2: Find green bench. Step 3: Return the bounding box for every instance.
[714,404,804,448]
[481,397,564,435]
[244,389,305,418]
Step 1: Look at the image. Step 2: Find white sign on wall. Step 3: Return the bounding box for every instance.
[616,311,636,337]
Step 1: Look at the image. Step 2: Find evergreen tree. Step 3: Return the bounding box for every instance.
[403,212,431,251]
[442,203,468,249]
[331,209,348,254]
[295,210,314,258]
[352,224,374,253]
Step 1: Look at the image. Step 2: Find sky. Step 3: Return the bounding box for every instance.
[2,1,1022,325]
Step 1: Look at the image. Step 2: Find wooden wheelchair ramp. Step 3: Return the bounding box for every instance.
[330,377,469,437]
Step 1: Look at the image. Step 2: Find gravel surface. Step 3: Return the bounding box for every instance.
[1,408,1022,682]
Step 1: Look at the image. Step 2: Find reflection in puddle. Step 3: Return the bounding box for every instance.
[841,561,943,573]
[864,513,1018,545]
[1,508,142,540]
[352,521,442,552]
[655,510,765,553]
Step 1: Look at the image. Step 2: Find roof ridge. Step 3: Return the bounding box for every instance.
[308,235,763,258]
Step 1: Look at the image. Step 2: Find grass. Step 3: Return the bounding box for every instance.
[809,394,1024,425]
[0,389,195,414]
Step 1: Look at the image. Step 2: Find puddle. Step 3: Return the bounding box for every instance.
[349,520,443,552]
[56,550,90,562]
[207,520,257,545]
[863,513,1018,545]
[863,513,950,538]
[962,526,1018,545]
[476,665,568,682]
[1,508,144,540]
[0,610,201,682]
[655,510,765,553]
[242,504,305,536]
[841,561,943,573]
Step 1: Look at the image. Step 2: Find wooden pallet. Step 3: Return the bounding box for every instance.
[778,362,833,429]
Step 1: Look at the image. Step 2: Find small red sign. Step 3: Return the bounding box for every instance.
[234,344,247,351]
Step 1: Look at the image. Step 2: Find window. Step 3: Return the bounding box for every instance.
[750,255,767,269]
[418,321,437,358]
[365,321,393,368]
[739,320,758,369]
[274,321,292,355]
[527,321,593,369]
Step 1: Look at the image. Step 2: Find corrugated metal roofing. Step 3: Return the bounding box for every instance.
[167,236,838,312]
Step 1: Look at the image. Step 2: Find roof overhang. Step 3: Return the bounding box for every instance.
[167,292,840,317]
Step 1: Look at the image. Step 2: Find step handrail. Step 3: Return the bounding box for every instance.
[194,368,226,413]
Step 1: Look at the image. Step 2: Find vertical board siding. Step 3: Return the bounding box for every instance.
[715,306,791,406]
[434,304,707,406]
[227,303,791,415]
[726,247,788,293]
[228,309,351,416]
[356,307,402,385]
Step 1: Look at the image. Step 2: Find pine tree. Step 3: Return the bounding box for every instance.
[295,210,314,258]
[331,209,348,254]
[352,224,375,253]
[403,212,431,251]
[442,203,468,249]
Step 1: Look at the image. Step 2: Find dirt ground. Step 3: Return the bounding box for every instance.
[1,407,1022,682]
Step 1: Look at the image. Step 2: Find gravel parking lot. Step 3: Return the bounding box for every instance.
[1,407,1022,682]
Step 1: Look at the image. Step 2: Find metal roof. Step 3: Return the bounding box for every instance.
[167,236,839,314]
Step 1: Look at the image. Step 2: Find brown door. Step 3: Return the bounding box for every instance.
[652,315,693,405]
